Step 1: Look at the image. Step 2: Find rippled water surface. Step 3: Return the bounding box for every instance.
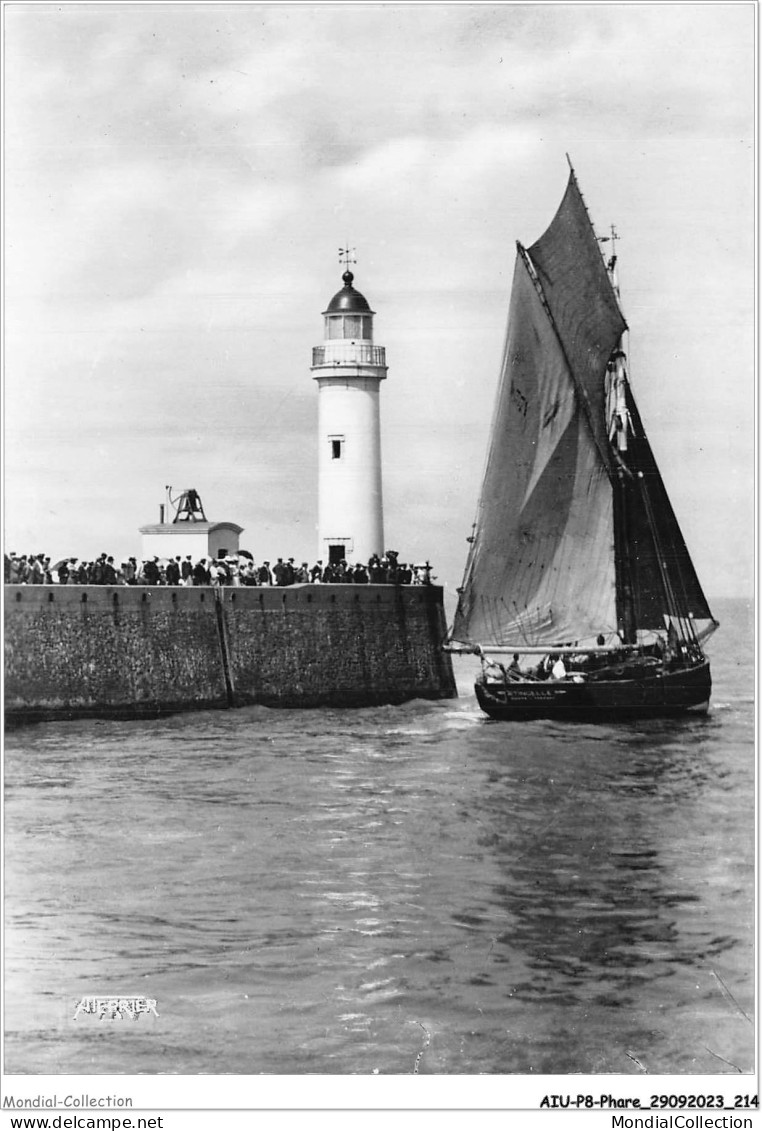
[4,598,754,1074]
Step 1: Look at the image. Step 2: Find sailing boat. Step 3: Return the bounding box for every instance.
[447,163,718,721]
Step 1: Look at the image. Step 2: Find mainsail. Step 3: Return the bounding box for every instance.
[451,169,717,651]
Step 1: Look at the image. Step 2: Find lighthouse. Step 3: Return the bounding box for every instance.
[311,263,387,565]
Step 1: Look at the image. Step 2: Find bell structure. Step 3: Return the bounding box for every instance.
[311,269,387,566]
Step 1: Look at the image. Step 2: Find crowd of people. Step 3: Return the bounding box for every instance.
[4,550,435,588]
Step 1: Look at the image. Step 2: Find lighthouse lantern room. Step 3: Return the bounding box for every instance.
[311,260,387,565]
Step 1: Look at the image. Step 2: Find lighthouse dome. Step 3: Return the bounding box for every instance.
[324,270,373,314]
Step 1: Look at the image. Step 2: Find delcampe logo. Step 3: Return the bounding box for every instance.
[73,996,159,1021]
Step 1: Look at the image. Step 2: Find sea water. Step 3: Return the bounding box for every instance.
[4,598,754,1075]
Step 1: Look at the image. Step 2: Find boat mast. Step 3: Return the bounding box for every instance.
[597,223,639,645]
[613,469,638,644]
[567,167,636,647]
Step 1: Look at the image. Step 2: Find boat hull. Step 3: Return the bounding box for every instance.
[474,659,712,721]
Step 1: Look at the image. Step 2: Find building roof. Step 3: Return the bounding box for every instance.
[324,270,373,314]
[138,521,244,535]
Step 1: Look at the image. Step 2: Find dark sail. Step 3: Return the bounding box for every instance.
[616,381,717,641]
[527,172,627,474]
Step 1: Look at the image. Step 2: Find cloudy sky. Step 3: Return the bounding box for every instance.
[4,3,754,603]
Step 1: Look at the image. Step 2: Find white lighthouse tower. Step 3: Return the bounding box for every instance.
[311,261,387,565]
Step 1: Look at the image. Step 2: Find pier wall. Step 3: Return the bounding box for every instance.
[4,584,456,723]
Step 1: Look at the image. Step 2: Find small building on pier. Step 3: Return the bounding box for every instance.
[139,488,243,562]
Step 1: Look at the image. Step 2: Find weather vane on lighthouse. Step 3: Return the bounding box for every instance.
[338,246,357,270]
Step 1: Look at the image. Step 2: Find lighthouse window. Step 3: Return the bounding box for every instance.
[331,439,343,460]
[325,314,372,340]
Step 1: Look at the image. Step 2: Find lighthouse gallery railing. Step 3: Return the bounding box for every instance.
[312,343,387,368]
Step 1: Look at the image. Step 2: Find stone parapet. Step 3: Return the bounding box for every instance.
[5,584,457,723]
